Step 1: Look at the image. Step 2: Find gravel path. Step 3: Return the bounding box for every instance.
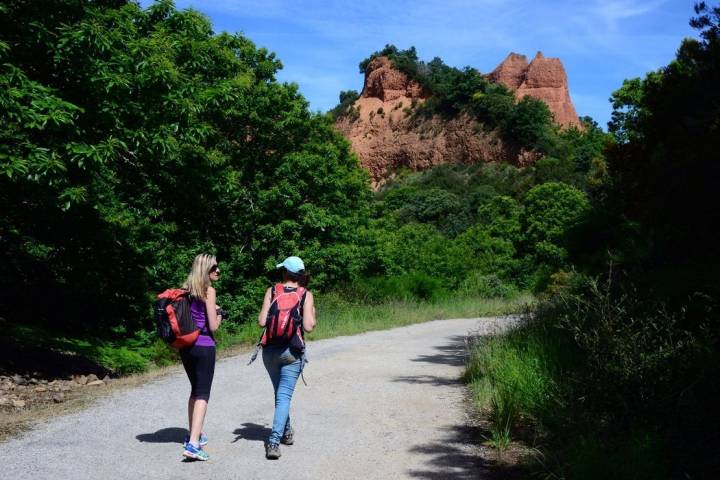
[3,317,515,479]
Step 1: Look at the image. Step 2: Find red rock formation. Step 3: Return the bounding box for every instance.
[335,52,580,185]
[487,52,528,90]
[361,56,427,101]
[336,57,507,186]
[489,52,582,129]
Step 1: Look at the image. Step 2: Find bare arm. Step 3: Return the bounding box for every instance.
[205,286,222,332]
[258,287,272,327]
[302,290,316,333]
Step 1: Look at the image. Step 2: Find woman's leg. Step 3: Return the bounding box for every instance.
[268,352,301,445]
[189,399,208,444]
[180,348,198,435]
[263,347,281,395]
[187,397,195,432]
[187,346,216,445]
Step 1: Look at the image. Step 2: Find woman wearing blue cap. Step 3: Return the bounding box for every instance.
[257,256,316,459]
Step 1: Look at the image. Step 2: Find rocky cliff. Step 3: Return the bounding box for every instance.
[335,57,509,185]
[335,53,581,184]
[489,51,582,129]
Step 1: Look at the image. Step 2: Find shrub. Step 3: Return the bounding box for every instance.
[96,346,149,374]
[354,273,448,302]
[329,89,360,120]
[453,224,516,278]
[459,273,517,298]
[522,182,591,267]
[503,96,556,152]
[476,195,522,240]
[149,339,178,367]
[394,188,472,237]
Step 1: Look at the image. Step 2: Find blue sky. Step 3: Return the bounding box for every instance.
[141,0,698,128]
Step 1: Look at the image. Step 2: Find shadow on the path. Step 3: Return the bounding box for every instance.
[393,374,458,387]
[232,423,271,443]
[411,335,467,367]
[405,332,529,478]
[136,427,186,444]
[407,424,527,479]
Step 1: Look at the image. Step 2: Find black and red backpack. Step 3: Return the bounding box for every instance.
[260,283,307,352]
[155,289,200,349]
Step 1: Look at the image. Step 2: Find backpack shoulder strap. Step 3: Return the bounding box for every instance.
[295,287,307,304]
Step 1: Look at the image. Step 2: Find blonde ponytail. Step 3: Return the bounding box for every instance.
[182,253,216,300]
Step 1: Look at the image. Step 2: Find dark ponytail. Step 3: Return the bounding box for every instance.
[282,269,310,287]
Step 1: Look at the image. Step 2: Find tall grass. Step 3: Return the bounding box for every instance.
[464,315,573,450]
[308,293,532,340]
[464,274,718,478]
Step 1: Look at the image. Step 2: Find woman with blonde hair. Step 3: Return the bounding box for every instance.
[180,253,222,461]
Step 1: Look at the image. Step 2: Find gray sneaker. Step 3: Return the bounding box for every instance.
[265,442,281,460]
[281,427,294,445]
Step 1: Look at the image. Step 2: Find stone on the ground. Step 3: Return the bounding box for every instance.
[86,380,104,387]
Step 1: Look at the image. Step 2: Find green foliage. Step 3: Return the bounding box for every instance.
[354,273,448,302]
[470,84,516,128]
[96,346,149,374]
[394,188,472,237]
[606,2,720,261]
[522,182,591,267]
[464,315,571,443]
[453,224,517,278]
[476,195,522,239]
[467,270,719,478]
[561,433,667,480]
[328,89,359,120]
[462,7,720,477]
[458,273,518,299]
[503,96,556,151]
[358,44,418,75]
[0,0,371,333]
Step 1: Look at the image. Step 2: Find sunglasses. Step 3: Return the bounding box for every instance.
[209,264,220,274]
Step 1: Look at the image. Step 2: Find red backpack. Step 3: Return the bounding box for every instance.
[260,284,307,351]
[155,289,200,349]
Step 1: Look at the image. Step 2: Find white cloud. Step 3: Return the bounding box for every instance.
[143,0,695,125]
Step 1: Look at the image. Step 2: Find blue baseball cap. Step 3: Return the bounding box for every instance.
[276,256,305,274]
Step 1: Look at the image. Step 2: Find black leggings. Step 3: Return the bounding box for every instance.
[180,345,216,401]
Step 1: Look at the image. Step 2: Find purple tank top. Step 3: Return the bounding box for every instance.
[190,298,215,347]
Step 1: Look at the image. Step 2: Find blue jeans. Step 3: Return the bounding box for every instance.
[262,345,302,445]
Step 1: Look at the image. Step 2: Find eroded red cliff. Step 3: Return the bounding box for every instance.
[489,51,582,129]
[335,53,581,185]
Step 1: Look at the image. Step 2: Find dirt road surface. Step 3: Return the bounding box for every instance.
[2,317,514,479]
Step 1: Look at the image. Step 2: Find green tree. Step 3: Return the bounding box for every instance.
[522,182,590,266]
[504,96,556,152]
[0,0,371,333]
[607,2,720,263]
